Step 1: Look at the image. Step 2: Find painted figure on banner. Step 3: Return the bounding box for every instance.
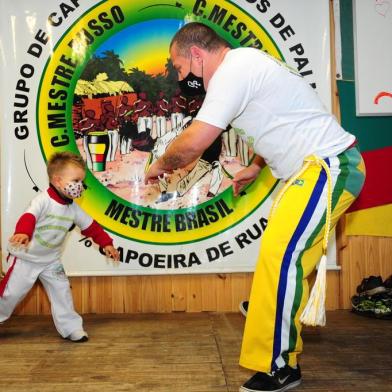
[222,127,238,158]
[170,95,224,202]
[133,91,153,135]
[175,133,224,200]
[117,95,134,155]
[170,88,187,133]
[187,94,204,118]
[100,101,119,162]
[148,116,193,204]
[154,91,170,138]
[131,91,155,152]
[72,101,85,139]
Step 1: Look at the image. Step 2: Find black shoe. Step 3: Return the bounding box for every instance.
[383,275,392,295]
[239,300,249,317]
[351,293,392,319]
[356,276,386,296]
[240,365,301,392]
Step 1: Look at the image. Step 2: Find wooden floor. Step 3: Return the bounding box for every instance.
[1,311,391,392]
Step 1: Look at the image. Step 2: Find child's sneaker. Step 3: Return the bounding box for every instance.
[356,276,386,296]
[67,329,88,342]
[239,300,249,317]
[240,365,301,392]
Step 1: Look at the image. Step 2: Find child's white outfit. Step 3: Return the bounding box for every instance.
[0,186,113,338]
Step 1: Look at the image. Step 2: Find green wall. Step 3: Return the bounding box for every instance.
[338,0,391,152]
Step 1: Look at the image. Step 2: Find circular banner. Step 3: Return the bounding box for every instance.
[37,0,284,244]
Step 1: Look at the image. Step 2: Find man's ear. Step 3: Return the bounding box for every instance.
[189,45,204,63]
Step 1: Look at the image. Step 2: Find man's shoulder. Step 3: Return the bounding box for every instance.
[227,47,264,60]
[218,47,268,74]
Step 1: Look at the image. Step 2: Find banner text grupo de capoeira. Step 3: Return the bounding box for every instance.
[0,0,335,276]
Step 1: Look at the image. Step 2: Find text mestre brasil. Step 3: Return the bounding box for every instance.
[105,198,234,232]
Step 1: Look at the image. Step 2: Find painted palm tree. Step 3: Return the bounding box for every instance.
[101,50,126,80]
[81,50,127,81]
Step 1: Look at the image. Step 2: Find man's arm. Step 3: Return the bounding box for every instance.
[232,154,266,196]
[145,120,222,183]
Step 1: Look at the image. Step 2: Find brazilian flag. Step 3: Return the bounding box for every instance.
[337,0,392,237]
[338,81,392,236]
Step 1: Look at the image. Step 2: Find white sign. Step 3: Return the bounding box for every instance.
[354,0,392,115]
[0,0,334,276]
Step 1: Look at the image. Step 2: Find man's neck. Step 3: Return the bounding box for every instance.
[204,47,231,88]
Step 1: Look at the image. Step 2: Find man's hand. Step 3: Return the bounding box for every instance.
[145,160,171,185]
[145,120,223,187]
[9,233,30,248]
[104,245,120,262]
[232,163,262,196]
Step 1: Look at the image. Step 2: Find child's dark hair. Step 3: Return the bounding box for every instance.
[47,152,86,180]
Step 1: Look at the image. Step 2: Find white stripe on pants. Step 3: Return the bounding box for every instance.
[0,258,83,337]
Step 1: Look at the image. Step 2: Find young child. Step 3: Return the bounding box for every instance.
[0,152,119,342]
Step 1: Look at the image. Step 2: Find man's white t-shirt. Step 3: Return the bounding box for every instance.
[196,48,355,180]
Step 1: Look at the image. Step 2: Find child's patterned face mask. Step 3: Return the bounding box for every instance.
[63,180,84,199]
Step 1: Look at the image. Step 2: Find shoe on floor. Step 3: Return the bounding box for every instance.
[67,329,88,342]
[239,300,249,317]
[356,276,386,296]
[383,275,392,294]
[373,294,392,317]
[240,365,301,392]
[351,293,392,319]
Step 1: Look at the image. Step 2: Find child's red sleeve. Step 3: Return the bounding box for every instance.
[81,220,113,248]
[14,213,36,239]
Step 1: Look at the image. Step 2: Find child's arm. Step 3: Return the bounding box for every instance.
[102,244,120,261]
[74,205,120,262]
[9,193,47,249]
[9,213,37,248]
[9,233,30,247]
[81,220,120,262]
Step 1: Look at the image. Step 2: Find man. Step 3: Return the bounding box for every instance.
[145,22,365,392]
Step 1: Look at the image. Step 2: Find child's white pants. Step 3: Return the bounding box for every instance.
[0,257,83,338]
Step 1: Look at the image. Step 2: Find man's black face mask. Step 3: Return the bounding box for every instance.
[178,56,206,96]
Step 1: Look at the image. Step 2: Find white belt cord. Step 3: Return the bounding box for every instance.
[269,155,333,327]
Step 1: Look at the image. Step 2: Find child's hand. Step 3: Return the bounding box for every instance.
[9,233,30,249]
[104,245,120,262]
